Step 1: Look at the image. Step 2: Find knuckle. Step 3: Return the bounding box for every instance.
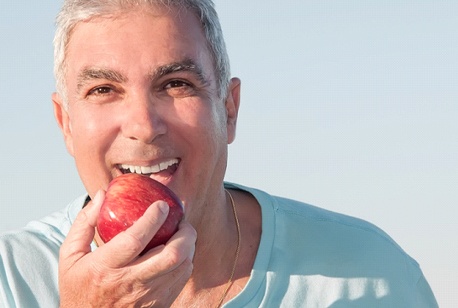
[162,246,183,267]
[120,230,146,253]
[91,264,126,288]
[187,225,198,239]
[180,222,197,240]
[144,210,165,227]
[74,208,90,224]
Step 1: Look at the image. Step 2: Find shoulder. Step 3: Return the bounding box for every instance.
[277,194,418,269]
[225,183,438,306]
[0,194,87,307]
[0,194,86,249]
[229,183,403,251]
[227,182,421,277]
[274,194,405,252]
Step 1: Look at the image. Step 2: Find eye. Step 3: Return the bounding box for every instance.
[162,80,195,97]
[84,85,121,104]
[164,80,191,89]
[87,86,114,96]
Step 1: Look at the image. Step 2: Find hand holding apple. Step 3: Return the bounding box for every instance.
[60,188,196,308]
[97,173,184,254]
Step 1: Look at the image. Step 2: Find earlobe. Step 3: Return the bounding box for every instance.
[225,78,241,144]
[52,93,74,156]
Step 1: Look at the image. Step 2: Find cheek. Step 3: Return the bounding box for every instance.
[69,109,119,195]
[176,101,227,143]
[69,109,118,167]
[72,113,109,147]
[208,102,229,141]
[79,102,122,134]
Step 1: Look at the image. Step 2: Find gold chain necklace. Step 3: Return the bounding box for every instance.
[216,189,242,308]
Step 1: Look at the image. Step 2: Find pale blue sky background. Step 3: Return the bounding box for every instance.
[1,1,457,306]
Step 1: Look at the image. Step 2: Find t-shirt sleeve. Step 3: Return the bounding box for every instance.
[415,273,439,308]
[0,229,62,307]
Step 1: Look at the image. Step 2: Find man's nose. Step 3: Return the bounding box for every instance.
[121,93,167,144]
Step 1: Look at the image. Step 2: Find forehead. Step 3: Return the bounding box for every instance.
[69,5,205,44]
[65,6,214,84]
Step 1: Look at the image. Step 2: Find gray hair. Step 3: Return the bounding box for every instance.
[53,0,231,106]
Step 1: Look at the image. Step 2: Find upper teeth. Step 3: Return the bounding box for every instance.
[120,158,178,175]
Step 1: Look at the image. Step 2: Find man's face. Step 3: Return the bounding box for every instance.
[53,7,240,213]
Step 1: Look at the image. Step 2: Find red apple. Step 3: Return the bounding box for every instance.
[96,173,184,254]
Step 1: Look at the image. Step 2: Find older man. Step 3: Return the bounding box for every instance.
[0,1,437,307]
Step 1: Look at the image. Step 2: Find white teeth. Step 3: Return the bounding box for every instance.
[120,158,179,175]
[159,161,170,170]
[140,166,151,174]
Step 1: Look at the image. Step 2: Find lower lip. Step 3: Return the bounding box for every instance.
[152,163,179,184]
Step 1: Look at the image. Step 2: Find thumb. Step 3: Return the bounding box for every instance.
[60,190,104,267]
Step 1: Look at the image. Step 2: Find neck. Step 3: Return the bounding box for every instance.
[189,187,239,271]
[174,188,262,307]
[172,188,244,308]
[181,189,238,293]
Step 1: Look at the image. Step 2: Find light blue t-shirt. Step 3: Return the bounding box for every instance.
[0,183,438,307]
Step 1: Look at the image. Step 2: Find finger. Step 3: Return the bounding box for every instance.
[134,221,197,281]
[171,221,197,261]
[167,257,193,296]
[143,257,194,306]
[94,200,170,268]
[166,257,194,296]
[60,190,105,263]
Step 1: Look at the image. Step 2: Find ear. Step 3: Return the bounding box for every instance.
[52,92,75,156]
[225,77,241,144]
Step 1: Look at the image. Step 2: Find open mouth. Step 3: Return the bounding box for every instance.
[118,158,180,178]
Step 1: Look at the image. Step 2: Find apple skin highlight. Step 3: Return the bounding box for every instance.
[97,173,184,254]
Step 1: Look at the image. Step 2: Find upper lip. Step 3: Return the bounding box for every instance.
[118,158,180,175]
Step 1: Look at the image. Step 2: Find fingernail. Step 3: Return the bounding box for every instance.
[158,201,169,214]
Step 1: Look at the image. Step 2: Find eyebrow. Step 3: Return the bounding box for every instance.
[152,58,210,86]
[77,68,127,93]
[76,58,210,93]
